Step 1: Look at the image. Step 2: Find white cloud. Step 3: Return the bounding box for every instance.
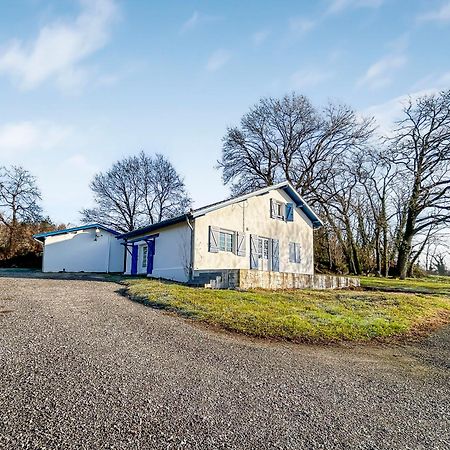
[181,11,201,32]
[180,11,219,33]
[411,70,450,91]
[418,2,450,22]
[357,53,407,89]
[252,29,270,46]
[206,49,232,72]
[363,89,437,135]
[0,0,119,92]
[288,17,316,35]
[0,121,72,159]
[291,68,334,89]
[0,119,102,222]
[327,0,383,14]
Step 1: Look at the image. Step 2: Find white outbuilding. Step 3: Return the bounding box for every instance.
[34,224,124,273]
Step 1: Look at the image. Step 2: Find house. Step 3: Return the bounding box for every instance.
[34,224,124,273]
[117,182,328,288]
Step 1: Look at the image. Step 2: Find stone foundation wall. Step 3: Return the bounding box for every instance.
[193,269,360,290]
[237,270,359,290]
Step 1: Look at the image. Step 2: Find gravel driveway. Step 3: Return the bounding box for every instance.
[1,274,449,449]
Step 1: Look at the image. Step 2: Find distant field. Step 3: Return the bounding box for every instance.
[125,276,450,343]
[360,276,450,295]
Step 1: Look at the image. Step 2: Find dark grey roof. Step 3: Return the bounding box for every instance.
[116,215,189,239]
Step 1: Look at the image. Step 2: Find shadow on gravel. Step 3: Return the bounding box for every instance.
[0,268,123,283]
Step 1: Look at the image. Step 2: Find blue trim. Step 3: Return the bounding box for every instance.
[125,233,159,244]
[131,244,138,275]
[282,185,323,228]
[34,224,120,241]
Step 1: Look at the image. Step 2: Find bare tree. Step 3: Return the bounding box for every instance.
[219,92,375,203]
[219,91,450,278]
[81,156,142,232]
[82,152,191,232]
[431,253,448,276]
[139,152,191,224]
[219,93,376,276]
[0,166,42,257]
[389,91,450,278]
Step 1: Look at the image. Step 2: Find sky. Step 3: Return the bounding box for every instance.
[0,0,450,225]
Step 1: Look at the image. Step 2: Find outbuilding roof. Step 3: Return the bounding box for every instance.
[33,224,120,242]
[117,181,322,240]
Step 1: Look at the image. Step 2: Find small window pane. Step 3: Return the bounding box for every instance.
[219,231,233,252]
[263,240,269,259]
[295,244,301,263]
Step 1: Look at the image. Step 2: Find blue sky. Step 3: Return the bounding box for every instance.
[1,0,449,224]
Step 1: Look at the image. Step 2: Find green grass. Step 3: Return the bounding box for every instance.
[125,277,450,342]
[360,275,450,295]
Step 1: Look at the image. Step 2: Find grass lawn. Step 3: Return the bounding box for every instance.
[360,275,450,295]
[125,277,450,342]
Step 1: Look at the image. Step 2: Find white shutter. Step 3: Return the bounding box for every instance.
[235,232,246,257]
[271,239,280,272]
[270,199,277,218]
[250,234,259,269]
[209,226,219,253]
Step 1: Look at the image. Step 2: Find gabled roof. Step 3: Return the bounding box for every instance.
[191,181,323,228]
[117,181,322,240]
[33,224,120,242]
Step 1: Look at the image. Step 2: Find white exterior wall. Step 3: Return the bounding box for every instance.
[193,189,315,275]
[124,222,191,282]
[42,228,124,273]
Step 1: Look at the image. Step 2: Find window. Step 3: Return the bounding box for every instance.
[276,203,283,218]
[219,231,233,252]
[142,245,148,268]
[258,238,269,259]
[289,242,301,263]
[270,199,285,220]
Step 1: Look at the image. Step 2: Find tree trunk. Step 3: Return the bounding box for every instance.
[374,229,381,277]
[396,224,414,279]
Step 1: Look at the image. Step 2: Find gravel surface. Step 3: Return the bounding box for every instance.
[1,274,449,449]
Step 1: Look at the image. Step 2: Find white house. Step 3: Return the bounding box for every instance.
[117,182,323,285]
[34,224,124,273]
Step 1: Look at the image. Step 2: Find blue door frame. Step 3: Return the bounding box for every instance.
[130,244,138,275]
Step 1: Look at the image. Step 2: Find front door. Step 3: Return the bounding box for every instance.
[258,237,270,271]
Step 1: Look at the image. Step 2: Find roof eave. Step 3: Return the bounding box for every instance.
[281,183,323,228]
[116,214,190,240]
[32,223,119,240]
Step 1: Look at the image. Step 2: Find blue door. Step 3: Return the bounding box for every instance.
[131,244,138,275]
[147,240,155,275]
